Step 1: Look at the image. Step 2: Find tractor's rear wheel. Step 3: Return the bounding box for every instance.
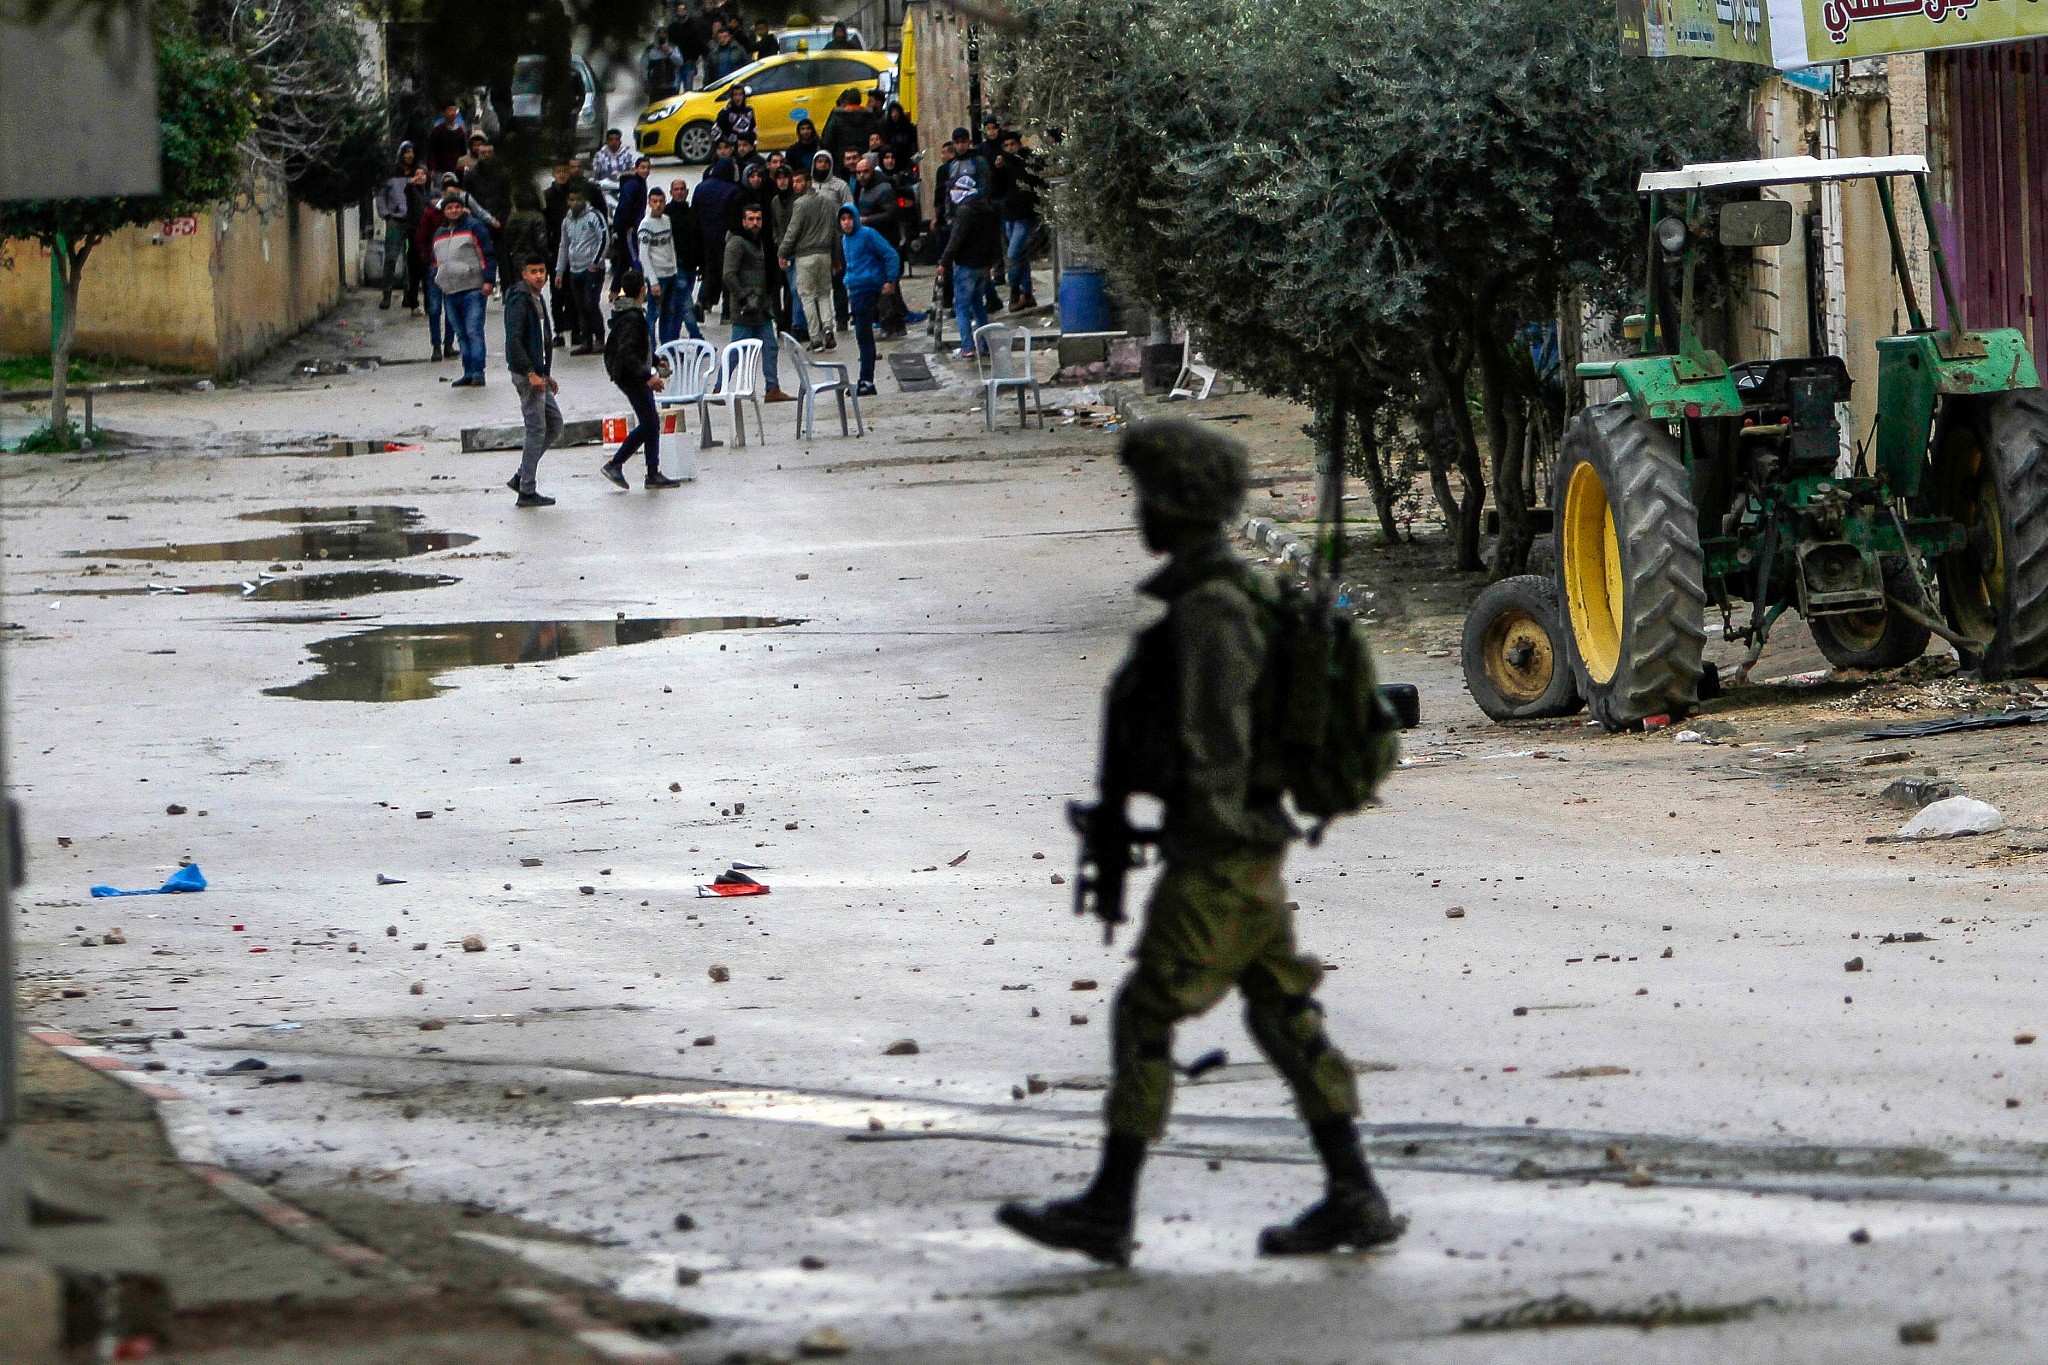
[1554,401,1706,730]
[1930,390,2048,677]
[1808,555,1933,672]
[1461,575,1581,722]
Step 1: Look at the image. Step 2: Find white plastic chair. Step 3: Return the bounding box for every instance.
[780,330,865,439]
[706,339,767,448]
[972,323,1044,431]
[655,339,719,449]
[1169,334,1223,400]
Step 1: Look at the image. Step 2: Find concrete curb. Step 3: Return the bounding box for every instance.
[1099,385,1372,613]
[26,1025,691,1362]
[27,1026,410,1283]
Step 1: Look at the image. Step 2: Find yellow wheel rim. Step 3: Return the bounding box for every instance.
[1482,608,1556,705]
[1562,460,1624,685]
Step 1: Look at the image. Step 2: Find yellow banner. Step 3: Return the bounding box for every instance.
[1618,0,1779,62]
[1769,0,2048,67]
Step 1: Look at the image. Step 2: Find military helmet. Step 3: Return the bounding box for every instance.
[1118,418,1248,524]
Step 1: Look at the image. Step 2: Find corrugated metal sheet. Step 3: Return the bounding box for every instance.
[1948,39,2045,350]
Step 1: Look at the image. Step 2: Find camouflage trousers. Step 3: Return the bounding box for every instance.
[1105,849,1360,1141]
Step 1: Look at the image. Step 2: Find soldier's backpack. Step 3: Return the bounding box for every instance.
[1241,570,1402,839]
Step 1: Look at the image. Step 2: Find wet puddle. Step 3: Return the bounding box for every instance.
[71,505,475,563]
[266,616,803,702]
[51,570,458,601]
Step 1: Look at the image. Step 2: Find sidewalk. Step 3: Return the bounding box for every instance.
[14,1032,702,1363]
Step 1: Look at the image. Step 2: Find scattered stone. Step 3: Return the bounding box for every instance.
[1070,978,1097,991]
[884,1038,920,1056]
[57,837,71,848]
[415,811,433,820]
[798,1326,851,1357]
[519,856,543,867]
[580,886,596,895]
[1690,718,1736,739]
[786,822,800,831]
[102,929,126,945]
[402,1104,422,1120]
[734,803,746,816]
[386,925,398,937]
[419,1020,445,1031]
[2008,1097,2023,1109]
[509,757,522,764]
[1849,1228,1871,1244]
[1050,874,1066,885]
[462,935,486,953]
[1845,956,1864,973]
[142,1061,167,1072]
[1660,947,1673,959]
[503,1086,526,1099]
[867,1115,884,1131]
[1899,1320,1939,1345]
[61,989,85,998]
[1879,777,1958,809]
[1070,1013,1089,1026]
[798,1256,827,1272]
[709,964,731,983]
[207,1058,268,1075]
[673,1212,697,1231]
[1445,907,1465,919]
[409,982,425,995]
[982,937,995,945]
[669,782,681,792]
[1512,1006,1529,1017]
[1011,1085,1025,1100]
[79,937,99,947]
[1032,851,1045,860]
[2017,1033,2037,1045]
[1026,1076,1049,1095]
[1899,796,2004,840]
[674,1266,702,1286]
[1625,1165,1655,1187]
[692,1036,715,1047]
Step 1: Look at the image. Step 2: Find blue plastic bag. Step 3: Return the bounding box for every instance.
[90,864,207,898]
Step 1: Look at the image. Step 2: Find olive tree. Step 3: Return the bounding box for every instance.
[1013,0,1752,573]
[0,27,250,445]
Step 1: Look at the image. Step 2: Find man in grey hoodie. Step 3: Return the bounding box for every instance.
[553,188,611,354]
[376,152,414,309]
[779,168,841,351]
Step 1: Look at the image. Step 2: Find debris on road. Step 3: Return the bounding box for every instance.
[884,1038,920,1055]
[1845,956,1865,973]
[1863,707,2048,739]
[206,1058,267,1075]
[699,870,769,897]
[798,1326,852,1357]
[673,1213,697,1231]
[376,873,407,885]
[1899,1320,1939,1345]
[948,851,970,866]
[708,965,731,983]
[1899,796,2004,840]
[462,935,486,952]
[1445,907,1465,919]
[1879,778,1958,809]
[90,864,207,898]
[1070,979,1097,991]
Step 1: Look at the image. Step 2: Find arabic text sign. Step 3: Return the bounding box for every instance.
[1617,0,1778,63]
[1768,0,2048,67]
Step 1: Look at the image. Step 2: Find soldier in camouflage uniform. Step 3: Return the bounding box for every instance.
[997,419,1404,1267]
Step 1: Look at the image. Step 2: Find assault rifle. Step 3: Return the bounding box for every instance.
[1065,794,1155,945]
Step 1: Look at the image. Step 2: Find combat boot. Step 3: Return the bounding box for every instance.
[1257,1183,1405,1255]
[996,1197,1133,1268]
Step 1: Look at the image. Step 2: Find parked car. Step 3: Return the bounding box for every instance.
[475,54,606,153]
[636,50,895,163]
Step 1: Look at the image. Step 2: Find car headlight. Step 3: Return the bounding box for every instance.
[644,101,681,123]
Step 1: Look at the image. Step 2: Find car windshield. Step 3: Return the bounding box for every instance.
[704,56,786,97]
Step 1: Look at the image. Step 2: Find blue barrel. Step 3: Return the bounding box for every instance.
[1058,268,1110,334]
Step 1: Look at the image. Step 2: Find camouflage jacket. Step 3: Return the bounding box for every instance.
[1103,533,1297,860]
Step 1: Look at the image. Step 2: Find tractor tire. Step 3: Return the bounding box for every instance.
[674,121,717,164]
[1554,400,1707,730]
[1808,555,1933,672]
[1461,574,1582,722]
[1929,389,2048,678]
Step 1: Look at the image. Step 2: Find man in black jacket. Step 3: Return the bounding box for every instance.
[502,255,562,507]
[601,271,684,490]
[938,179,1003,358]
[994,131,1046,309]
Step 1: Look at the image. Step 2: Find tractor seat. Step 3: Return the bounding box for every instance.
[1730,356,1854,409]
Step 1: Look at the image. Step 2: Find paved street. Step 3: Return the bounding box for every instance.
[10,302,2048,1362]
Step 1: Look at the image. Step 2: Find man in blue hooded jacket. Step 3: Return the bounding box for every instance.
[837,202,900,395]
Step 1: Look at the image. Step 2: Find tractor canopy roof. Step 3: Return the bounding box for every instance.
[1637,154,1928,195]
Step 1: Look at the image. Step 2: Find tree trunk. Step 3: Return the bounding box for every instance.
[1477,329,1533,579]
[1426,345,1486,572]
[48,240,89,443]
[1346,390,1400,543]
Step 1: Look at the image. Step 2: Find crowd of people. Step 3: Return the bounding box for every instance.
[374,50,1045,508]
[643,0,870,98]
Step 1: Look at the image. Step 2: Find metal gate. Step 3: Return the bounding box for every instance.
[1948,38,2046,349]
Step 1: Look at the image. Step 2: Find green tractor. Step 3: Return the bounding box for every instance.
[1461,154,2048,729]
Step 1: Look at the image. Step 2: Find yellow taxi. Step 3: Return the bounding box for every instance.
[636,50,897,164]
